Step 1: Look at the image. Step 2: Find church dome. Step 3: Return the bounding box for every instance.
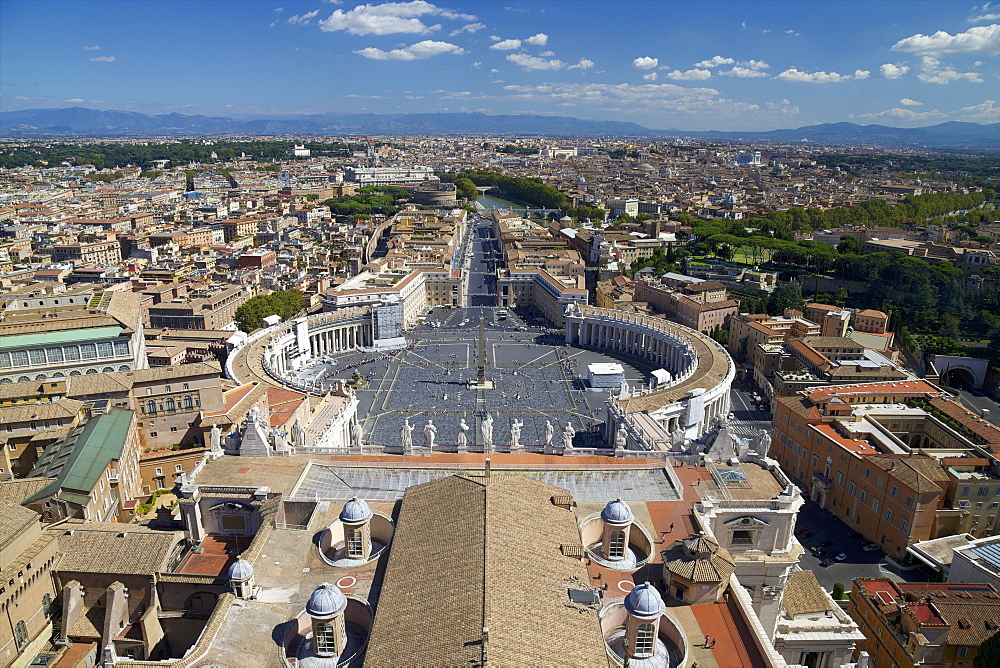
[227,557,254,581]
[625,582,665,619]
[340,497,373,525]
[306,582,347,619]
[601,498,634,526]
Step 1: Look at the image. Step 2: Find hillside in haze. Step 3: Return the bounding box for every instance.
[1,107,998,150]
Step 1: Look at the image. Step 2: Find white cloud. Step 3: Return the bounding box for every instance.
[354,39,465,60]
[856,107,948,122]
[90,55,116,62]
[82,45,101,51]
[500,81,768,116]
[274,7,284,12]
[319,1,474,36]
[738,59,769,70]
[775,67,867,82]
[784,29,800,36]
[524,33,548,45]
[664,68,712,81]
[879,63,909,79]
[891,24,1000,55]
[693,55,734,68]
[958,99,999,122]
[287,9,320,24]
[917,55,983,84]
[449,22,484,36]
[899,98,923,106]
[539,50,554,57]
[632,56,659,70]
[490,38,521,50]
[506,53,565,70]
[568,58,595,71]
[970,4,1000,23]
[64,98,86,103]
[720,66,769,78]
[642,72,658,81]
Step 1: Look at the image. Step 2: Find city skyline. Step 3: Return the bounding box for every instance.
[1,1,997,131]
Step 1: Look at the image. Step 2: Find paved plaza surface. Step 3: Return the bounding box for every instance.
[293,461,680,502]
[290,306,658,451]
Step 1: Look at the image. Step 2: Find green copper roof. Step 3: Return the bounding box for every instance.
[27,409,135,505]
[0,326,124,351]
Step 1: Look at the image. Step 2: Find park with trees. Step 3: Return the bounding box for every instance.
[235,290,305,333]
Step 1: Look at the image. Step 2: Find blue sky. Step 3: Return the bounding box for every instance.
[1,0,997,130]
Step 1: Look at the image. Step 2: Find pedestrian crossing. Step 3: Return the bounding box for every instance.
[728,420,771,438]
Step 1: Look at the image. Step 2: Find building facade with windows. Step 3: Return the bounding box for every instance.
[848,579,999,668]
[0,285,148,384]
[772,381,1000,559]
[0,493,59,668]
[25,409,142,523]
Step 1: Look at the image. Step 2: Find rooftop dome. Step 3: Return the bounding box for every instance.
[625,582,665,619]
[340,497,373,525]
[601,498,634,526]
[306,582,347,619]
[227,557,254,581]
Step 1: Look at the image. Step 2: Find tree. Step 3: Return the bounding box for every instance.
[832,583,846,600]
[975,630,1000,668]
[453,177,478,201]
[836,235,862,255]
[235,290,305,333]
[766,281,805,315]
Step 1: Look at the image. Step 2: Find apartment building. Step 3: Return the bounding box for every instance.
[218,217,260,243]
[496,268,588,326]
[147,286,249,330]
[849,579,998,668]
[772,381,1000,558]
[25,409,142,523]
[0,397,86,478]
[634,277,740,334]
[728,312,820,363]
[45,239,122,266]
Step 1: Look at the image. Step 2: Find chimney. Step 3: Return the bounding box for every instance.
[484,458,491,480]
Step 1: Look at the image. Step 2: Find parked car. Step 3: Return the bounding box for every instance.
[863,543,881,552]
[834,553,848,561]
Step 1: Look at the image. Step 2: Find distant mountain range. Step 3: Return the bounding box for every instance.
[1,106,998,150]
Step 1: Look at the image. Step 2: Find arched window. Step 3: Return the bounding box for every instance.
[608,530,626,559]
[147,400,156,414]
[35,374,47,381]
[102,367,114,373]
[346,527,364,558]
[315,622,337,655]
[183,395,193,409]
[166,398,176,411]
[634,622,656,658]
[118,365,130,372]
[13,620,27,649]
[85,369,98,375]
[69,370,82,376]
[17,376,30,383]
